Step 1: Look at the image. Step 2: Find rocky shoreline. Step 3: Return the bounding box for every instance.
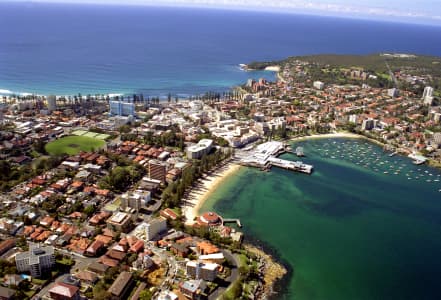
[244,243,288,299]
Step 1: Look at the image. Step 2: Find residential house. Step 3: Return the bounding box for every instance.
[48,282,80,300]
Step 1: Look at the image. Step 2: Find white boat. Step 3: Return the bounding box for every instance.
[295,147,305,157]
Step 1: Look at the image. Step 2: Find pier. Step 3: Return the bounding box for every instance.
[240,141,313,174]
[267,157,313,173]
[408,152,428,165]
[223,218,242,227]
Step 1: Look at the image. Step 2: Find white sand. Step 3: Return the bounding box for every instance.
[264,65,281,72]
[291,132,362,141]
[181,162,242,225]
[291,132,385,146]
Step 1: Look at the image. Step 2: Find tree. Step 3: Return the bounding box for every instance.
[42,194,64,213]
[119,125,132,134]
[93,281,111,300]
[126,253,138,265]
[0,160,12,181]
[139,290,152,300]
[0,259,17,277]
[103,267,119,284]
[83,205,96,217]
[100,165,144,192]
[32,139,47,154]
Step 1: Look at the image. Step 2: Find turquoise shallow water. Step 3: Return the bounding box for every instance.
[201,138,441,300]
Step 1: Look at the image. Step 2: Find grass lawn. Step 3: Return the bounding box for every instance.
[84,132,99,138]
[24,290,36,298]
[72,130,110,140]
[56,257,74,266]
[45,135,105,155]
[32,278,47,285]
[104,198,121,212]
[95,133,111,140]
[71,130,88,136]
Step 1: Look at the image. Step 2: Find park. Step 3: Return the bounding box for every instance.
[45,135,106,155]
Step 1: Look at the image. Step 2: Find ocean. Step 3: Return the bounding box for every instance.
[201,138,441,300]
[1,3,441,96]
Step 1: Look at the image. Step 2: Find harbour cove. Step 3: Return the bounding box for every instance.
[200,137,441,300]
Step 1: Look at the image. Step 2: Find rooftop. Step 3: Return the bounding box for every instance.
[108,271,133,297]
[48,282,79,298]
[109,212,129,224]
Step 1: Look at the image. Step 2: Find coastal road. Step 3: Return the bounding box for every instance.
[209,249,239,300]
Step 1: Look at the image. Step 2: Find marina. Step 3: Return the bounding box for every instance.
[305,138,441,192]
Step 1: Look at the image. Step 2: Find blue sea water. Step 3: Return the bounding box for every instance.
[1,3,441,96]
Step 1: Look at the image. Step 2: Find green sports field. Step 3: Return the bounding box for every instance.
[45,135,106,155]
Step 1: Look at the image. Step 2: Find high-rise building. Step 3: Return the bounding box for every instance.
[186,139,213,159]
[186,261,219,281]
[361,118,375,131]
[148,160,167,183]
[109,100,135,116]
[121,190,151,211]
[47,95,57,111]
[15,244,55,278]
[313,81,325,90]
[424,96,434,105]
[144,217,167,241]
[387,88,399,97]
[422,86,434,99]
[422,86,434,105]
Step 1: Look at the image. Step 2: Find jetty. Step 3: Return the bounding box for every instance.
[408,152,428,165]
[240,141,313,174]
[223,218,242,227]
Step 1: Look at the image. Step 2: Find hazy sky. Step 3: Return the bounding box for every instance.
[5,0,441,25]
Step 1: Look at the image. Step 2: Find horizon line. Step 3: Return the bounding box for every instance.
[3,0,441,27]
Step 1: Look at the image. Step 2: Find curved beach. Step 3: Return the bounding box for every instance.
[181,161,241,225]
[291,131,385,147]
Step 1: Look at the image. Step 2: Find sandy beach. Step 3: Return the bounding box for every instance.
[264,65,281,72]
[291,131,385,147]
[181,161,242,225]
